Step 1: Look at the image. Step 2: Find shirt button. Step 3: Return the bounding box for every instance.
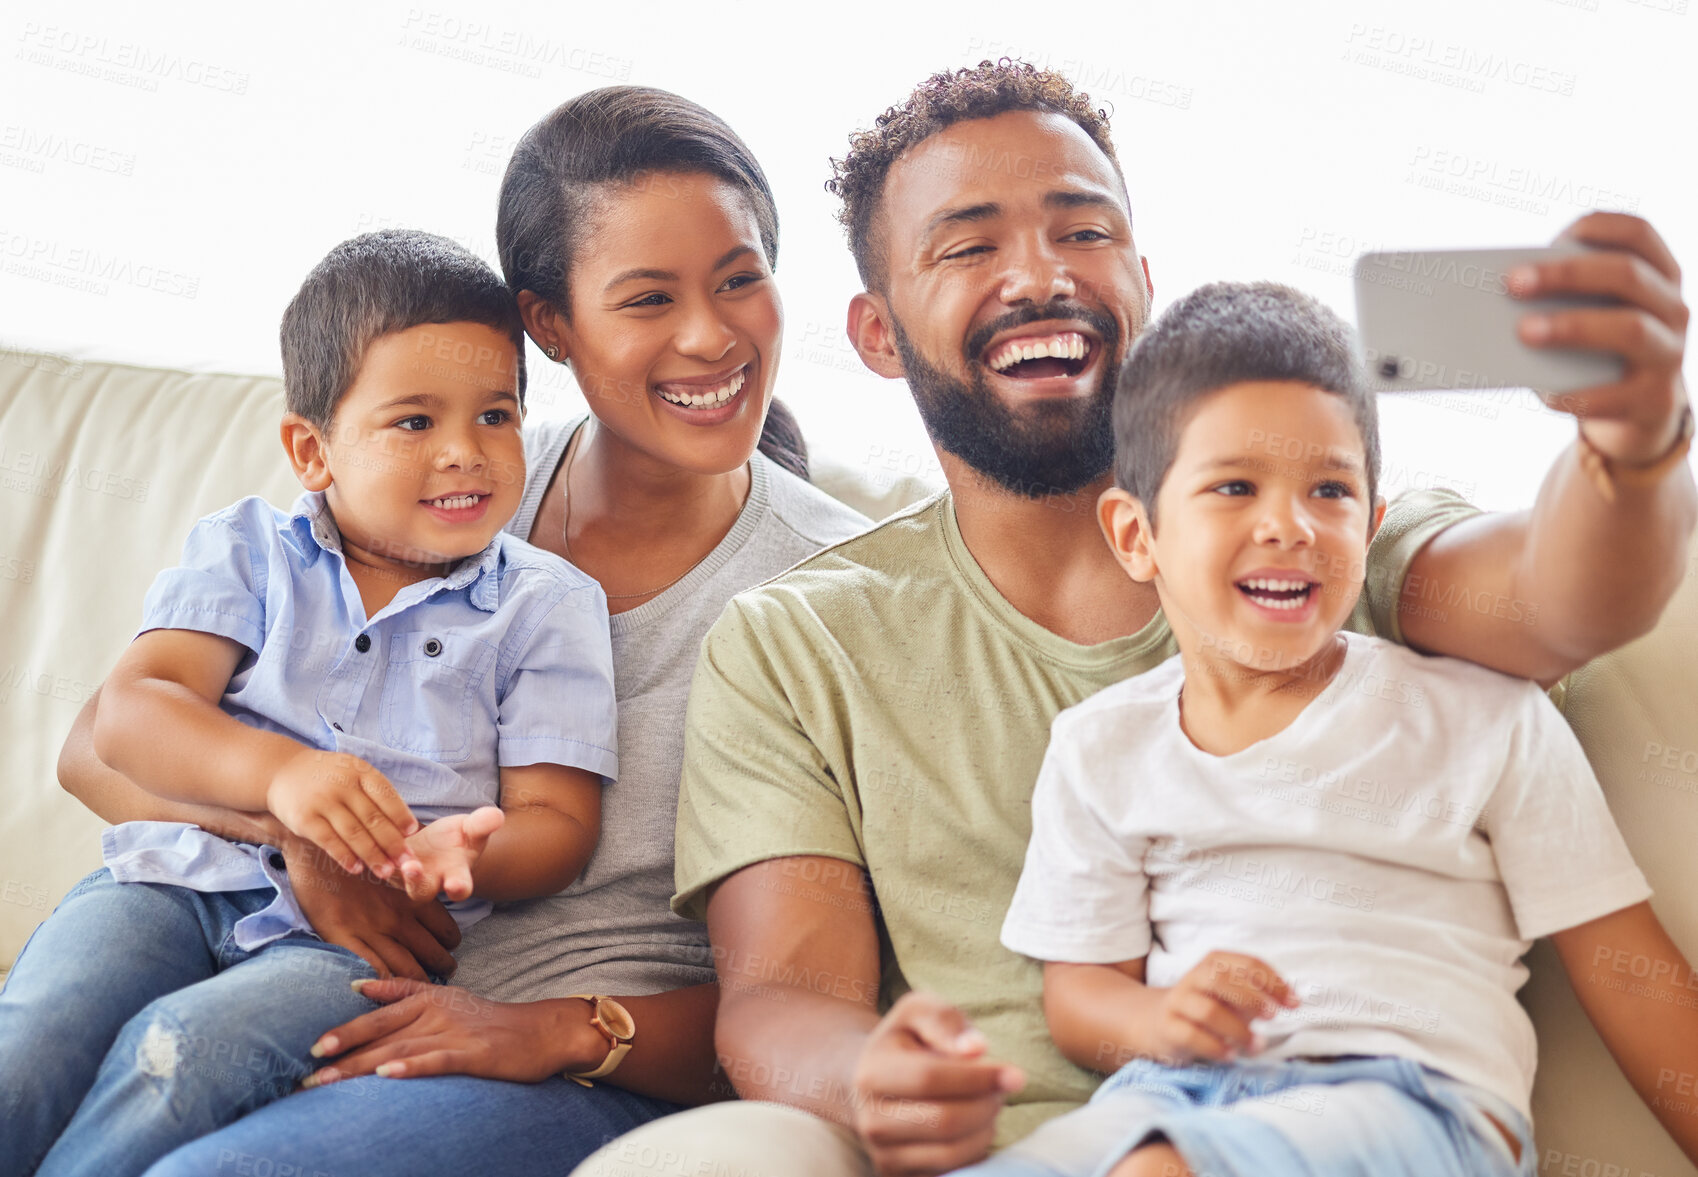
[268,851,286,871]
[423,638,442,658]
[354,634,371,653]
[332,722,344,732]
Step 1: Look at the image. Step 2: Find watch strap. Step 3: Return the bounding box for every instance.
[564,994,634,1088]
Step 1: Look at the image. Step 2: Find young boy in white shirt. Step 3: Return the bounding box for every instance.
[955,282,1698,1177]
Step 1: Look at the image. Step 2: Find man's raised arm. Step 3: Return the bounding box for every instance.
[1398,213,1695,681]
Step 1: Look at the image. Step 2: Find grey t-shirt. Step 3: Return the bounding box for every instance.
[451,414,870,1000]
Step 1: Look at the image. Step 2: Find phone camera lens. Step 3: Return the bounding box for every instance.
[1378,357,1403,379]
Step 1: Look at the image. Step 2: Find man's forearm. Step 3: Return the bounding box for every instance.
[715,986,880,1124]
[1513,439,1696,666]
[1403,446,1696,681]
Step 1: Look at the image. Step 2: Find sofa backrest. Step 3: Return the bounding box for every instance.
[2,350,302,962]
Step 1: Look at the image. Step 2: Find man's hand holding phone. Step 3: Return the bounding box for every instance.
[1512,212,1689,465]
[1356,212,1688,465]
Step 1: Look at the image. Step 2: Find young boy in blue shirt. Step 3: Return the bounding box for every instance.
[0,229,618,1177]
[957,283,1698,1177]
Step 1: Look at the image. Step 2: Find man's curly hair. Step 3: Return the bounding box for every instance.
[826,59,1119,292]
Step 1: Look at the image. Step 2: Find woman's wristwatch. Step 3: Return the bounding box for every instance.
[564,995,635,1087]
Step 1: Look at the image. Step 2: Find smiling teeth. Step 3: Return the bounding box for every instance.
[1247,594,1307,610]
[657,367,746,408]
[430,494,480,510]
[1239,577,1314,611]
[987,332,1088,372]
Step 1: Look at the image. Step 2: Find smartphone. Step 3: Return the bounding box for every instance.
[1353,244,1624,394]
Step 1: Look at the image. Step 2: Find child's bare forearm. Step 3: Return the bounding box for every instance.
[1043,960,1166,1073]
[92,634,304,812]
[471,762,603,903]
[1551,901,1698,1164]
[471,805,597,902]
[62,686,287,843]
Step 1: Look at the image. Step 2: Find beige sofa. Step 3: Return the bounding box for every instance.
[2,346,1695,1174]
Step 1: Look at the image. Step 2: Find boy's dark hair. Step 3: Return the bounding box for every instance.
[1113,282,1381,526]
[281,229,526,431]
[825,59,1119,293]
[497,85,808,481]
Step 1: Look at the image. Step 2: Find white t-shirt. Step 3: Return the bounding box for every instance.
[1002,630,1651,1118]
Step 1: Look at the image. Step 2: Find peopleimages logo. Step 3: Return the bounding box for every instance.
[15,24,251,94]
[0,231,199,300]
[0,125,137,176]
[396,10,633,81]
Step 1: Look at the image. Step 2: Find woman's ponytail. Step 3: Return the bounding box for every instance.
[757,397,810,481]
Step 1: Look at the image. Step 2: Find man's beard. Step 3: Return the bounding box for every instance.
[891,304,1121,499]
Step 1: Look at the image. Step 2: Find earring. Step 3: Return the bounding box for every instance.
[544,345,561,361]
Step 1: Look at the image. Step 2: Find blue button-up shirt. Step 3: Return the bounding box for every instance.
[103,492,617,950]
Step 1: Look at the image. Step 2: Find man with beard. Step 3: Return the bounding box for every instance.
[575,62,1694,1177]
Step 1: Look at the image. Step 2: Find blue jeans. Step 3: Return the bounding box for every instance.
[0,869,378,1177]
[951,1055,1534,1177]
[141,1072,683,1177]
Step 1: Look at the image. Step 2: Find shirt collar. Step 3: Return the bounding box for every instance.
[287,491,342,557]
[446,538,504,612]
[287,490,503,613]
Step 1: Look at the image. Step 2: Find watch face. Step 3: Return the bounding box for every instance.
[598,998,635,1041]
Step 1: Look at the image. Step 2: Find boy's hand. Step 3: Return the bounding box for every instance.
[1147,950,1298,1064]
[266,748,420,879]
[391,807,506,903]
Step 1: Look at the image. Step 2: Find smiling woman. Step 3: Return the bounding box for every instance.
[46,87,872,1177]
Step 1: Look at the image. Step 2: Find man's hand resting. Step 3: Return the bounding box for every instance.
[288,836,461,981]
[851,991,1025,1177]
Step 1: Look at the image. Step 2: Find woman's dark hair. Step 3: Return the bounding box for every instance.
[497,86,809,480]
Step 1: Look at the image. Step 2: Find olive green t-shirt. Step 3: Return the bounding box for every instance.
[674,486,1478,1147]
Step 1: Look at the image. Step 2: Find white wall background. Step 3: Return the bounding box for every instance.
[3,0,1693,511]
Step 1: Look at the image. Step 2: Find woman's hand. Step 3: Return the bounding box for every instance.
[301,979,605,1087]
[288,837,461,982]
